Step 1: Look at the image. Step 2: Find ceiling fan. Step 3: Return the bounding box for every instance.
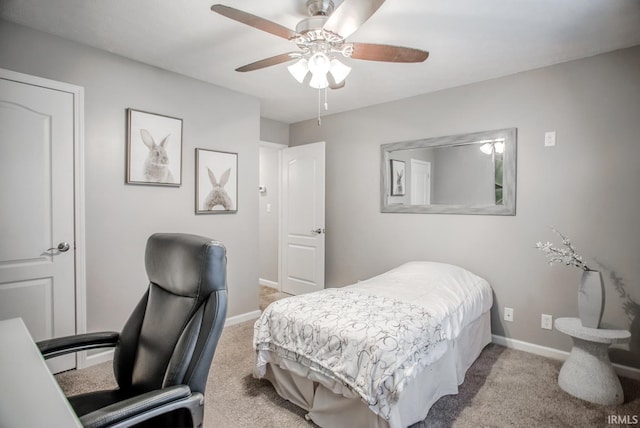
[211,0,429,90]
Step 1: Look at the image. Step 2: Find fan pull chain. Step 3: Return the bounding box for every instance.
[316,88,330,126]
[324,87,329,111]
[317,88,322,126]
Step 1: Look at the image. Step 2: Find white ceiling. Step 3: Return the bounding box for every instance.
[2,0,640,124]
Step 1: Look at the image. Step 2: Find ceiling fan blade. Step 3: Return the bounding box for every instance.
[323,0,386,39]
[351,42,429,63]
[235,53,299,72]
[211,4,299,40]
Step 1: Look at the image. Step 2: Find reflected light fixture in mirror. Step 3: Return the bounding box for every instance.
[480,139,505,155]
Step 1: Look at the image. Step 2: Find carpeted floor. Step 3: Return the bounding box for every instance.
[259,285,292,311]
[56,289,640,428]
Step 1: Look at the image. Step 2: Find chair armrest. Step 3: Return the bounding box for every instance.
[79,385,204,428]
[37,332,119,360]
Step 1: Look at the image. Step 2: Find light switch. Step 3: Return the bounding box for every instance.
[544,131,556,147]
[266,203,271,213]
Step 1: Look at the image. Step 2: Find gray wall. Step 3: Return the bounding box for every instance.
[260,117,289,146]
[0,21,261,333]
[432,145,494,205]
[290,46,640,368]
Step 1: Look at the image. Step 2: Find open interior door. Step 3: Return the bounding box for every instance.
[280,142,325,295]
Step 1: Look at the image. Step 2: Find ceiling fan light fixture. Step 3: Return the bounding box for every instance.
[329,58,351,84]
[287,58,309,83]
[212,1,431,125]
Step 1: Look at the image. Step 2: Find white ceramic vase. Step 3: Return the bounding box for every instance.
[578,270,605,328]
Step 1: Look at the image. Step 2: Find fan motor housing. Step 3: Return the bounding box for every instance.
[306,0,335,16]
[296,16,328,35]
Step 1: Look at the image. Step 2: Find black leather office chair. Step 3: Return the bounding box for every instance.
[38,233,228,428]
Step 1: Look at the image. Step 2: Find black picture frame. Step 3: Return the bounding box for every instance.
[390,159,406,196]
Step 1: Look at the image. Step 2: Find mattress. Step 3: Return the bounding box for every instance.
[254,261,493,427]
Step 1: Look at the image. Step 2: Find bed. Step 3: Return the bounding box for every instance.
[253,261,493,428]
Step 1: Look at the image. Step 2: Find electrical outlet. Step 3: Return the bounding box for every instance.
[544,131,556,147]
[504,307,514,322]
[541,314,553,330]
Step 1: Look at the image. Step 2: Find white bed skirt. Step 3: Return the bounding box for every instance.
[261,310,492,428]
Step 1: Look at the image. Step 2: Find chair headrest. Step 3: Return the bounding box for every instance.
[145,233,227,298]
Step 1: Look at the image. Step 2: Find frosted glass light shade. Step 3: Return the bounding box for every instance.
[329,59,351,84]
[287,58,309,83]
[308,52,330,74]
[494,141,505,153]
[309,72,329,89]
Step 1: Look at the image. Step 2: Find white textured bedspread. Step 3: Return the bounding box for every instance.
[254,288,447,419]
[348,261,493,340]
[254,261,493,420]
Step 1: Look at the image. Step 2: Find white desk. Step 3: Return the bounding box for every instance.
[555,317,631,405]
[0,318,82,427]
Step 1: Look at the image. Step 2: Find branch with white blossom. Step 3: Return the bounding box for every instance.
[535,228,590,271]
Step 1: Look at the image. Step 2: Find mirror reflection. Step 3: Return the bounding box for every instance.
[381,128,516,215]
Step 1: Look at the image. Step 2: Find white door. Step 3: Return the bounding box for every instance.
[0,73,78,373]
[280,142,325,295]
[411,159,431,205]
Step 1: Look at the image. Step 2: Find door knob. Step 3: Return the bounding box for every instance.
[310,228,325,234]
[47,242,70,252]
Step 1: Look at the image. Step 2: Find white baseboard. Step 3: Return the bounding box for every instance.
[612,362,640,381]
[80,310,262,369]
[492,335,568,360]
[259,278,279,289]
[492,334,640,381]
[225,310,261,326]
[84,349,114,368]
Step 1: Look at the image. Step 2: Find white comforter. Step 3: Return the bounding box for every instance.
[254,261,492,420]
[347,261,493,341]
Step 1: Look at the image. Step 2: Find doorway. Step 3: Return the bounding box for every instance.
[258,142,285,291]
[258,141,326,297]
[410,158,431,205]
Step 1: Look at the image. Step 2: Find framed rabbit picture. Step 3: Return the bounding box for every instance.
[390,159,405,196]
[196,148,238,214]
[126,108,183,186]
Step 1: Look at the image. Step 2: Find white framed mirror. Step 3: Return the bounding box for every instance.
[381,128,517,215]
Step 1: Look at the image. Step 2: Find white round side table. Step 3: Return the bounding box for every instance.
[554,317,631,405]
